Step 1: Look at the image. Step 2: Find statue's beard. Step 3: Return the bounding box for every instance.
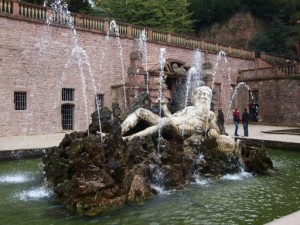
[195,101,211,115]
[195,99,211,108]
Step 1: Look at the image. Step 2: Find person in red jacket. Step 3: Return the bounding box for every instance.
[233,108,240,136]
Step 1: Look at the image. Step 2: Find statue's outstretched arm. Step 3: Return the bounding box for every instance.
[162,103,172,117]
[121,108,160,135]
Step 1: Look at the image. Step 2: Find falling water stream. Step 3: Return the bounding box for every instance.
[107,20,127,109]
[139,29,149,93]
[1,149,300,225]
[47,0,98,135]
[157,48,166,156]
[211,50,227,91]
[225,81,253,122]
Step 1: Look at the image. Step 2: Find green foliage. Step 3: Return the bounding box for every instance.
[21,0,44,5]
[97,0,193,34]
[188,0,243,31]
[250,17,294,58]
[241,0,300,22]
[20,0,92,14]
[19,0,299,58]
[67,0,91,13]
[188,0,299,58]
[229,23,241,34]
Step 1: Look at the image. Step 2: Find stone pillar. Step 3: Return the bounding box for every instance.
[127,25,132,38]
[127,40,145,77]
[104,20,109,33]
[167,33,171,44]
[13,1,20,16]
[202,52,213,88]
[147,29,152,41]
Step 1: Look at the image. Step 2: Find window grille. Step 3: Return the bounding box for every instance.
[14,92,27,110]
[62,88,74,101]
[95,94,104,109]
[61,104,74,130]
[249,91,259,104]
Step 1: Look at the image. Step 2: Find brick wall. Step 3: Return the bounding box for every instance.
[235,78,300,127]
[0,16,257,136]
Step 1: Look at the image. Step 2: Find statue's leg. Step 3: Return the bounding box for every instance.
[123,118,181,141]
[121,108,160,135]
[123,124,160,141]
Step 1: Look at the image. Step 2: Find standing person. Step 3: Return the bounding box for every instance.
[233,108,240,136]
[242,108,250,137]
[217,108,227,135]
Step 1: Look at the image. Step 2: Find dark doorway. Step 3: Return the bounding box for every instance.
[249,104,259,122]
[61,104,74,130]
[249,90,259,122]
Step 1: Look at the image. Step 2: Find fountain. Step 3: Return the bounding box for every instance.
[0,3,300,224]
[32,10,274,213]
[1,1,286,220]
[2,0,300,222]
[42,80,274,216]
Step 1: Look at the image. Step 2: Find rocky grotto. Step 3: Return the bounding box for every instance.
[43,86,274,216]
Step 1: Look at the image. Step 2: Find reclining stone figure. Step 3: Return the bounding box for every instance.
[121,86,240,154]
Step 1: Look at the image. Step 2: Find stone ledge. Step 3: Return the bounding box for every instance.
[265,210,300,225]
[0,147,52,161]
[236,137,300,151]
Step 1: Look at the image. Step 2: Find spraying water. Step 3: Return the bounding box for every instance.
[225,82,253,122]
[184,49,203,108]
[147,48,167,191]
[157,48,166,156]
[107,20,127,108]
[95,95,102,135]
[192,49,203,88]
[46,0,76,36]
[46,0,100,135]
[211,50,227,91]
[139,29,149,93]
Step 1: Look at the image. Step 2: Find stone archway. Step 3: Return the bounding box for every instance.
[148,58,190,113]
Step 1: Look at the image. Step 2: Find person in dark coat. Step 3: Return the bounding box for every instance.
[217,109,227,135]
[242,108,250,137]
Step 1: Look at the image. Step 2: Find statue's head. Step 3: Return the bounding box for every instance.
[192,86,212,110]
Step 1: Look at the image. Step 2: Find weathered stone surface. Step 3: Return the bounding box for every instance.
[43,90,274,216]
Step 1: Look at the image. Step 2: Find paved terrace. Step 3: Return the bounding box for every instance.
[0,124,299,152]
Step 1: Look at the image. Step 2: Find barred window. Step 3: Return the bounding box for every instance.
[61,104,74,130]
[95,94,104,109]
[62,88,74,101]
[14,92,27,110]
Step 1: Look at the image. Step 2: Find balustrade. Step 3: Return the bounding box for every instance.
[152,31,167,43]
[170,35,186,46]
[278,65,297,75]
[0,0,12,14]
[19,2,46,20]
[187,39,200,49]
[239,64,299,81]
[2,1,296,63]
[83,16,104,31]
[118,23,128,36]
[132,26,147,38]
